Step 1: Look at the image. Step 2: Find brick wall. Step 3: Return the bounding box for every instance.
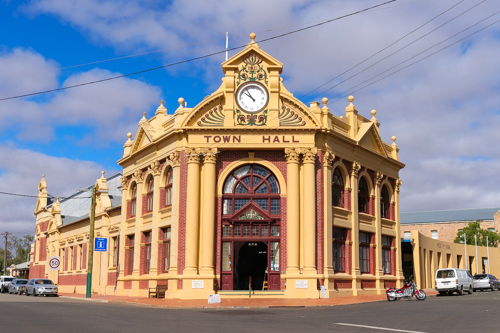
[177,150,188,276]
[39,237,47,261]
[29,263,45,278]
[82,243,87,270]
[59,274,86,286]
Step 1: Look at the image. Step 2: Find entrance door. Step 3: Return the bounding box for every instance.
[234,242,267,290]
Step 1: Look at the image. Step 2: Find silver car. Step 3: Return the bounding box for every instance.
[473,274,500,291]
[7,279,28,295]
[25,278,58,297]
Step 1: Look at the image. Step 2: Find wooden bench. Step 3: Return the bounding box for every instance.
[148,284,167,298]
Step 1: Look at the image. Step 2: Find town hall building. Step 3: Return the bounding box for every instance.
[31,33,405,299]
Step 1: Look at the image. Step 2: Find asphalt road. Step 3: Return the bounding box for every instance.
[1,290,499,333]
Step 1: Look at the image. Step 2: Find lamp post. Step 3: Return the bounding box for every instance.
[86,187,97,298]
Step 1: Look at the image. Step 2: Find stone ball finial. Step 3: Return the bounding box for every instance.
[250,32,256,42]
[142,112,146,117]
[160,100,164,105]
[42,175,45,178]
[391,136,397,143]
[102,171,105,176]
[371,110,376,117]
[178,97,185,106]
[322,97,328,106]
[127,132,132,139]
[348,95,354,103]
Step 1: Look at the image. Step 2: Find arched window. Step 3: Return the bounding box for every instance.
[358,177,369,214]
[381,185,390,218]
[146,177,154,213]
[222,164,280,216]
[130,184,137,217]
[165,168,173,206]
[332,167,344,207]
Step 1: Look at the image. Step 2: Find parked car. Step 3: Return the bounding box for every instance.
[8,279,28,295]
[0,276,15,293]
[473,274,500,291]
[25,279,58,297]
[435,268,473,295]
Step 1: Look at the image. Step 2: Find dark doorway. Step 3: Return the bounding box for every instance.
[234,242,267,290]
[401,241,414,277]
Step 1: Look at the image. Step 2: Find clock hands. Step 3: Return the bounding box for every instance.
[244,88,255,102]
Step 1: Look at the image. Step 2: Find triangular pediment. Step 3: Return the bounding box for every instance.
[131,127,152,153]
[355,122,388,157]
[222,42,283,73]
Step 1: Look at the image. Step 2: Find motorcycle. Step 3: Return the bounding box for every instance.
[386,275,426,301]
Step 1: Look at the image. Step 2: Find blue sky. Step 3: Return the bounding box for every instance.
[1,0,500,234]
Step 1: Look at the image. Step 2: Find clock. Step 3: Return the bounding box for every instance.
[235,82,269,113]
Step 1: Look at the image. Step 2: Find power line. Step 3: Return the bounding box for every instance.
[300,0,466,99]
[1,0,428,82]
[304,0,487,102]
[0,190,90,200]
[327,16,500,104]
[0,0,397,102]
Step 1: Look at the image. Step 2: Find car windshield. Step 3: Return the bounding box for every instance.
[35,280,54,285]
[4,278,14,282]
[436,270,455,278]
[474,275,489,280]
[16,281,28,285]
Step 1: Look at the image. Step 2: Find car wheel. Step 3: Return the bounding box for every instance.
[459,286,464,295]
[18,290,21,295]
[25,289,30,296]
[468,286,473,294]
[33,290,38,297]
[492,285,496,292]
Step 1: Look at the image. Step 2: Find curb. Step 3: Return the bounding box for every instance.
[59,296,108,303]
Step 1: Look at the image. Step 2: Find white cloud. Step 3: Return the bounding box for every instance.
[16,0,500,213]
[0,144,108,234]
[0,49,162,143]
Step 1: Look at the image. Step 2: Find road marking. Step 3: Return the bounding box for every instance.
[335,323,427,333]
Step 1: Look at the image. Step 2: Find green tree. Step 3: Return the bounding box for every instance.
[454,221,500,247]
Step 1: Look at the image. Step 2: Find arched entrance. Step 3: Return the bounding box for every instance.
[220,164,281,290]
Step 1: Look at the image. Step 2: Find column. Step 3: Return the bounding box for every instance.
[184,148,201,274]
[150,161,162,275]
[168,152,180,276]
[395,179,403,287]
[302,148,317,273]
[374,172,383,293]
[285,148,300,273]
[118,177,129,292]
[350,162,361,295]
[133,170,144,276]
[323,151,335,276]
[201,148,217,274]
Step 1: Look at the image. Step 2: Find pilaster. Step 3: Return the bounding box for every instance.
[285,148,300,274]
[374,171,383,294]
[184,148,201,274]
[200,148,217,276]
[350,162,361,295]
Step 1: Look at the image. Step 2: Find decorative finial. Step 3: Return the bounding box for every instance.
[160,100,164,105]
[42,175,45,178]
[371,110,376,117]
[56,197,59,201]
[142,112,146,117]
[250,32,256,43]
[102,171,105,176]
[348,95,354,104]
[322,97,328,106]
[391,136,396,143]
[127,132,132,139]
[178,97,185,107]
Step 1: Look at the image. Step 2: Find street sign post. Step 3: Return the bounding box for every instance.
[94,237,107,252]
[48,256,61,271]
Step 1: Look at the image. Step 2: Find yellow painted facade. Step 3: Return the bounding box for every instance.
[31,34,409,299]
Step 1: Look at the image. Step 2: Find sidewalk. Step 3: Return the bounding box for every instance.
[59,289,438,309]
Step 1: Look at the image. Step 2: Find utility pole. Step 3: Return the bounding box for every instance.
[2,232,10,275]
[86,187,97,298]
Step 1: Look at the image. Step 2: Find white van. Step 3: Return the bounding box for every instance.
[435,268,473,295]
[0,276,15,293]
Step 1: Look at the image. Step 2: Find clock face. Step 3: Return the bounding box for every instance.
[236,82,268,113]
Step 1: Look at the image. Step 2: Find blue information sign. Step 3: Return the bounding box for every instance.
[94,237,108,252]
